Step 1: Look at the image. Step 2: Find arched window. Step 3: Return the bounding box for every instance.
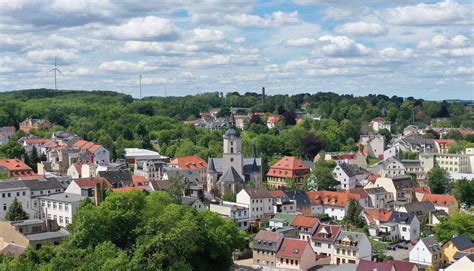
[231,147,234,153]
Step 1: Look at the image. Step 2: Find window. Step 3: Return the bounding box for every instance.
[53,215,57,220]
[3,204,6,211]
[65,204,69,211]
[7,193,10,197]
[59,203,62,210]
[41,201,45,207]
[22,191,25,196]
[53,202,57,210]
[402,227,407,232]
[59,216,63,224]
[65,217,70,224]
[1,193,4,198]
[47,201,51,208]
[16,192,19,197]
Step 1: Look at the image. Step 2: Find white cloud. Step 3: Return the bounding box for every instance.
[27,49,77,64]
[221,11,300,27]
[186,28,225,43]
[436,47,474,57]
[96,16,180,41]
[384,0,471,26]
[99,60,159,73]
[0,56,33,74]
[63,67,93,76]
[445,66,474,75]
[323,7,352,21]
[379,47,398,58]
[285,38,317,47]
[185,55,231,67]
[425,60,444,67]
[318,35,371,57]
[418,34,469,49]
[335,22,386,36]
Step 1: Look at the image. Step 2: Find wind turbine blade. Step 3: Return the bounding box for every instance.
[56,69,64,76]
[48,68,55,72]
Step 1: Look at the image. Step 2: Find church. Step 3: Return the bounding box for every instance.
[207,113,263,196]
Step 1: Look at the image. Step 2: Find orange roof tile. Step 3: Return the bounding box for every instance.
[73,177,111,189]
[0,159,33,171]
[364,208,393,224]
[132,175,147,185]
[306,191,360,208]
[290,215,319,228]
[267,156,310,178]
[422,193,456,206]
[348,187,368,199]
[24,138,49,145]
[414,186,431,194]
[170,155,208,170]
[270,190,287,198]
[276,238,309,259]
[73,140,89,148]
[267,115,280,123]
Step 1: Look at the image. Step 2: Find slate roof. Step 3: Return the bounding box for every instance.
[335,231,367,248]
[339,162,369,177]
[38,193,85,203]
[22,177,64,191]
[365,187,388,194]
[181,196,200,206]
[243,187,272,198]
[98,170,133,187]
[453,251,473,261]
[403,201,436,215]
[216,167,244,184]
[25,229,70,241]
[285,190,311,209]
[207,158,262,174]
[392,175,416,189]
[149,180,169,191]
[0,180,27,189]
[253,230,283,252]
[448,234,474,251]
[421,236,441,254]
[388,211,416,224]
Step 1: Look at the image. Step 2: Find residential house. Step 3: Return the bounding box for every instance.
[276,238,318,270]
[271,190,297,214]
[0,126,16,138]
[180,196,206,212]
[67,163,83,179]
[38,193,87,227]
[306,191,361,220]
[363,208,393,227]
[22,138,49,154]
[170,155,208,184]
[72,140,110,165]
[317,152,368,169]
[0,181,30,220]
[65,177,110,197]
[370,117,391,132]
[233,114,249,129]
[267,115,280,129]
[379,212,420,241]
[444,254,474,271]
[51,131,80,147]
[236,188,273,219]
[441,234,474,263]
[422,194,458,215]
[269,213,297,229]
[134,160,166,181]
[370,157,406,178]
[266,156,311,189]
[98,170,133,188]
[414,186,431,201]
[285,190,312,215]
[253,230,284,268]
[333,163,370,190]
[22,177,65,219]
[434,139,456,153]
[290,215,319,241]
[409,236,443,269]
[209,201,250,230]
[396,201,436,219]
[19,118,52,133]
[402,159,425,178]
[0,135,8,145]
[429,209,449,226]
[0,219,69,254]
[365,187,393,209]
[420,153,472,174]
[359,133,385,158]
[332,231,371,265]
[365,175,416,203]
[356,259,418,271]
[404,135,436,153]
[311,224,341,258]
[0,159,37,179]
[124,148,169,164]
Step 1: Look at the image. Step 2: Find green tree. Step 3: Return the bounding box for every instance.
[222,192,236,202]
[378,128,392,143]
[434,212,474,243]
[166,174,187,204]
[342,199,365,227]
[427,167,450,194]
[453,179,474,207]
[5,198,29,221]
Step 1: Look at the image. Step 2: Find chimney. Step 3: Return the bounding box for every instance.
[94,180,102,206]
[261,87,265,104]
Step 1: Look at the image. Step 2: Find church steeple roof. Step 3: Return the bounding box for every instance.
[208,158,216,172]
[223,112,240,138]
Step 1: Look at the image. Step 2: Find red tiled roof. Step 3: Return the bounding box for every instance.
[306,191,360,208]
[267,156,310,178]
[132,175,147,185]
[311,224,341,242]
[267,115,280,123]
[414,186,431,194]
[24,138,49,145]
[290,215,319,228]
[73,139,103,154]
[348,187,368,199]
[423,193,456,206]
[170,155,207,170]
[2,126,16,132]
[364,208,393,224]
[371,117,385,123]
[0,159,33,171]
[72,163,82,175]
[271,190,287,198]
[356,259,393,271]
[73,140,88,148]
[276,238,309,260]
[434,139,455,145]
[255,230,283,242]
[459,129,474,135]
[367,173,380,182]
[384,259,417,271]
[330,153,357,160]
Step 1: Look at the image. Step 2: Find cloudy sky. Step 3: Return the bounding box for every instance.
[0,0,472,99]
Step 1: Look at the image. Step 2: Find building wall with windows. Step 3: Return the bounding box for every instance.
[38,193,83,227]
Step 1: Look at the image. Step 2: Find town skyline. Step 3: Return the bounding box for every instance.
[0,0,472,99]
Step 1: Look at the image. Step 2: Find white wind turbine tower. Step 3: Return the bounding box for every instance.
[48,57,63,90]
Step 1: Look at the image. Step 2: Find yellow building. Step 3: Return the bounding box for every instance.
[442,234,474,264]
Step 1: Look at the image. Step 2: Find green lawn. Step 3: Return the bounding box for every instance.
[369,238,389,252]
[368,157,382,166]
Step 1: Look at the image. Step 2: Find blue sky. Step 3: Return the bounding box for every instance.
[0,0,472,100]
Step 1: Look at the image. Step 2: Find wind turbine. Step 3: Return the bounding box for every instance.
[48,57,63,90]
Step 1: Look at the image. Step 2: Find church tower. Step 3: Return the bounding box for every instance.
[222,113,244,178]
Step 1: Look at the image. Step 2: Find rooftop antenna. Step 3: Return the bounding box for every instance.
[48,57,63,90]
[139,74,142,99]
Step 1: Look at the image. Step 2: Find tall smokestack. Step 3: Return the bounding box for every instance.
[262,87,265,104]
[94,179,102,206]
